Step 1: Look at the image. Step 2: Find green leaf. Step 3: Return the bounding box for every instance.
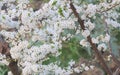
[52,0,57,6]
[43,38,91,67]
[2,16,5,20]
[0,64,9,75]
[28,41,44,48]
[58,7,64,17]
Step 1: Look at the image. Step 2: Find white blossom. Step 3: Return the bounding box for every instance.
[107,55,112,61]
[82,29,90,38]
[81,63,86,68]
[97,35,104,41]
[92,38,99,44]
[90,65,94,69]
[103,34,110,42]
[8,71,13,75]
[105,19,120,28]
[97,34,110,43]
[0,60,9,65]
[74,67,81,73]
[84,66,89,71]
[97,43,107,51]
[80,39,89,47]
[85,20,95,31]
[81,14,86,20]
[0,0,120,75]
[69,60,75,67]
[85,4,97,17]
[22,66,32,75]
[31,64,40,72]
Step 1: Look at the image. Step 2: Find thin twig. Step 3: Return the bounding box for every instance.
[97,3,120,13]
[113,68,120,75]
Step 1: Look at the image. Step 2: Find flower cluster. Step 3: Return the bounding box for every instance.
[0,0,120,75]
[73,63,94,73]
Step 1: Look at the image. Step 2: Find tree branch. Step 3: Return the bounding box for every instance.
[70,1,112,75]
[0,35,21,75]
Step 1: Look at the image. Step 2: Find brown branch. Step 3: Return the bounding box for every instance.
[113,68,120,75]
[8,61,21,75]
[70,1,112,75]
[69,2,85,30]
[111,54,120,68]
[87,36,112,75]
[0,35,21,75]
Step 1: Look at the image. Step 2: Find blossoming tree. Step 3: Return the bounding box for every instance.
[0,0,120,75]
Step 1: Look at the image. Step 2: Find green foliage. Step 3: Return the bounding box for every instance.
[0,64,9,75]
[52,0,57,5]
[2,16,5,20]
[43,37,91,67]
[43,0,50,3]
[27,40,44,49]
[58,7,64,17]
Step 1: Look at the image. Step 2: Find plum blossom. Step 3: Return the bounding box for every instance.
[92,38,99,44]
[84,66,90,71]
[22,66,32,75]
[105,19,120,28]
[0,0,120,75]
[103,34,110,43]
[85,4,97,17]
[97,43,107,51]
[85,20,95,31]
[82,29,90,38]
[97,34,110,43]
[90,65,94,69]
[107,55,112,61]
[8,71,13,75]
[80,39,89,47]
[69,60,75,66]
